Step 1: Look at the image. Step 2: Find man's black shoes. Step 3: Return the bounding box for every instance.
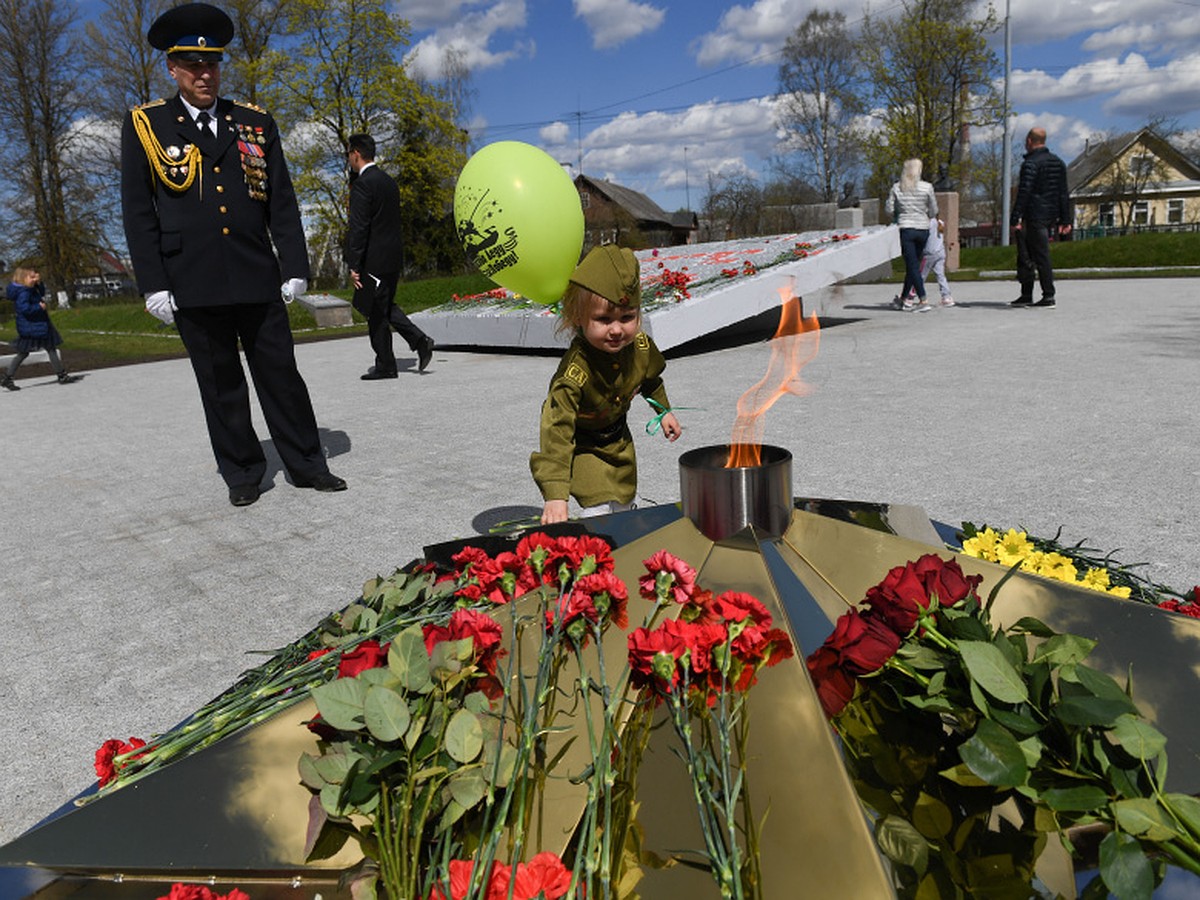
[361,370,398,380]
[1010,297,1033,307]
[296,472,348,492]
[417,336,435,373]
[229,483,261,507]
[1032,298,1056,308]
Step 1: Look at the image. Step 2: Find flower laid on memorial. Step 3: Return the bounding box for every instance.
[959,521,1196,611]
[155,885,249,900]
[295,536,791,900]
[807,553,1200,900]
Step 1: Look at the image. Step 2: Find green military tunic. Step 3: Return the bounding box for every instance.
[531,331,671,507]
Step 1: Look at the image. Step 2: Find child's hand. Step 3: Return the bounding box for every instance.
[541,499,569,524]
[660,412,682,442]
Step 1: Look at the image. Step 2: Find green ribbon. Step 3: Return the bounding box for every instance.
[645,396,699,435]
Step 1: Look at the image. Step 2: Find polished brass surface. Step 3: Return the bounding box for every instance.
[636,522,895,899]
[0,697,361,872]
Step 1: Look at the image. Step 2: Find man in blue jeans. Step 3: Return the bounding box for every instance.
[1010,127,1072,308]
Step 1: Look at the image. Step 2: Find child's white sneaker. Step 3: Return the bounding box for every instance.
[940,297,956,307]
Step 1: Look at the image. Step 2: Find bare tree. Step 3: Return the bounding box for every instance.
[1076,128,1178,229]
[0,0,103,300]
[776,10,865,204]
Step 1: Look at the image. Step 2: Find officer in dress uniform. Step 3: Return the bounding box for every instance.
[121,2,346,507]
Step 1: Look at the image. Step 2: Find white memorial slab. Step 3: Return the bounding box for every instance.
[412,225,899,351]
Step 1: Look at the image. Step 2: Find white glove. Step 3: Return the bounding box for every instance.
[145,290,176,325]
[281,278,307,303]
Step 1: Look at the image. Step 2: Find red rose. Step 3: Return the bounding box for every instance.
[805,646,857,718]
[911,554,982,608]
[337,640,390,678]
[824,609,900,676]
[862,561,932,633]
[306,648,333,661]
[1159,599,1200,619]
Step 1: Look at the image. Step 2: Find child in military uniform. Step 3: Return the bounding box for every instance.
[531,245,682,524]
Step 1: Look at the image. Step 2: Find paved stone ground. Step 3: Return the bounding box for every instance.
[1,277,1197,846]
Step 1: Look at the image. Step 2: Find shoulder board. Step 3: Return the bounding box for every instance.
[233,100,267,114]
[133,99,167,111]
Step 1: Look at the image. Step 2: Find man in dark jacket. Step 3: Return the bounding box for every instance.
[121,2,345,506]
[1010,127,1072,308]
[344,133,434,379]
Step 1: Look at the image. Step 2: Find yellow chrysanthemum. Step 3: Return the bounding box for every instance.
[1079,568,1112,592]
[994,529,1034,568]
[1020,551,1046,574]
[1038,552,1078,583]
[961,528,1000,562]
[1108,585,1132,599]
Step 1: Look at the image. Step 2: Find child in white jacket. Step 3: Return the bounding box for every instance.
[903,217,954,308]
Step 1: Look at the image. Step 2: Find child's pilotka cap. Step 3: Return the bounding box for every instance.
[569,245,641,307]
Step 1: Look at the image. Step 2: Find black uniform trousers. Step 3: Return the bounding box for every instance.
[351,271,425,375]
[175,301,328,488]
[1015,222,1056,301]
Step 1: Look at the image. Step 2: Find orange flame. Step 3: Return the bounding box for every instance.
[725,284,820,468]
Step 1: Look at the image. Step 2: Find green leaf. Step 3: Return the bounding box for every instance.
[445,708,484,763]
[958,718,1028,788]
[958,641,1028,704]
[989,707,1042,737]
[876,815,929,874]
[1098,831,1153,900]
[1109,714,1166,761]
[447,768,487,810]
[1166,793,1200,842]
[364,685,412,742]
[1074,663,1134,704]
[912,792,953,838]
[1032,633,1097,667]
[938,762,989,787]
[1041,785,1109,812]
[311,751,357,785]
[1112,797,1182,842]
[1010,616,1057,638]
[389,627,433,693]
[298,752,325,789]
[312,678,368,731]
[1055,696,1137,728]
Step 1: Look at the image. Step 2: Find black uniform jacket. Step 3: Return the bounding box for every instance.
[343,163,403,276]
[121,94,309,308]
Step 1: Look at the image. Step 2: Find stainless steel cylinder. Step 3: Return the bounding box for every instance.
[679,444,794,541]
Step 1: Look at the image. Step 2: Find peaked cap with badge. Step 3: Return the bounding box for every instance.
[570,245,642,307]
[148,2,233,61]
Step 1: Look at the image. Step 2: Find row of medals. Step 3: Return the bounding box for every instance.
[157,124,269,201]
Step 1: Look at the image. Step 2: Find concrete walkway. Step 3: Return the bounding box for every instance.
[1,277,1197,845]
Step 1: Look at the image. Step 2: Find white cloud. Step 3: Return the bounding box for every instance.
[691,0,815,67]
[395,0,500,31]
[1012,55,1153,104]
[1102,53,1200,117]
[402,0,530,81]
[539,121,571,144]
[1006,0,1182,46]
[573,0,665,50]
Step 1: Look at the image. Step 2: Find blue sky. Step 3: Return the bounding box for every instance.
[393,0,1200,213]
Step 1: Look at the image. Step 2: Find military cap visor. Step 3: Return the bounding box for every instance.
[148,2,234,55]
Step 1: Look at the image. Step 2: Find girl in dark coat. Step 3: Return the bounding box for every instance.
[2,267,81,390]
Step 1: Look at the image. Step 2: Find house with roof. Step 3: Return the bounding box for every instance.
[1067,129,1200,233]
[574,175,695,249]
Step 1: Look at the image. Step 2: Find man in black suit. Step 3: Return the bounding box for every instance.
[121,2,345,506]
[344,133,434,379]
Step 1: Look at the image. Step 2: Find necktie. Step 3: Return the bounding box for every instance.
[196,111,213,138]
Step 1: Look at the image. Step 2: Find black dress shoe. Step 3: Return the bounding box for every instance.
[417,336,435,373]
[361,369,398,380]
[296,472,347,492]
[1010,297,1033,307]
[229,483,261,507]
[1032,297,1056,308]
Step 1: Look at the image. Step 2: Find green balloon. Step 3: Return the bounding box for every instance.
[454,141,585,304]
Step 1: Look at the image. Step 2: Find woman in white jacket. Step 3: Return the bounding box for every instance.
[885,159,938,310]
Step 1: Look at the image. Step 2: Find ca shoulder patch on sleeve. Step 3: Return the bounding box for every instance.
[563,363,588,387]
[635,332,650,351]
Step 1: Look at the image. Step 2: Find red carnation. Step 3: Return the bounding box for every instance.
[94,736,147,787]
[424,609,505,674]
[628,621,690,690]
[639,550,697,604]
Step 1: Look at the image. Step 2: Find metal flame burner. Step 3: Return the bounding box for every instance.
[679,444,794,541]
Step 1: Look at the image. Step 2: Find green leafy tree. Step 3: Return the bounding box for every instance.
[859,0,1001,201]
[262,0,466,282]
[223,0,292,106]
[776,9,866,204]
